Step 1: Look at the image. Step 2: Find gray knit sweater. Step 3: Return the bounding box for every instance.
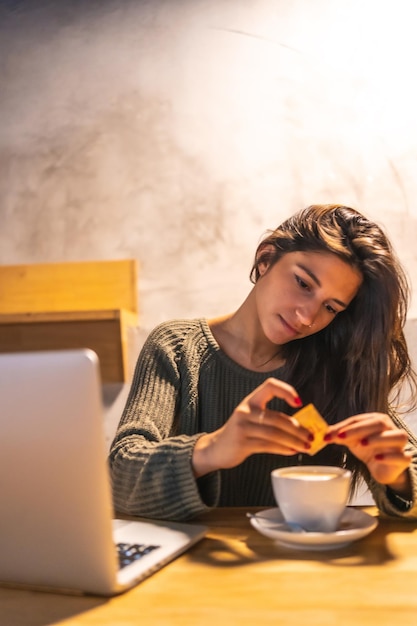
[108,318,417,521]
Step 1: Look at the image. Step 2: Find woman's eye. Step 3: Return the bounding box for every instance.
[325,304,338,315]
[295,275,310,290]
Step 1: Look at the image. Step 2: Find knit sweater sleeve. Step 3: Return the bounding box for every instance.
[366,414,417,519]
[108,322,220,521]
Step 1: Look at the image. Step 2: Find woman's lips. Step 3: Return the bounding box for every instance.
[279,315,300,337]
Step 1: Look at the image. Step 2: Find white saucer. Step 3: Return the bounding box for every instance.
[249,507,378,550]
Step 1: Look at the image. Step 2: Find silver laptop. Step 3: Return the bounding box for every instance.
[0,349,207,596]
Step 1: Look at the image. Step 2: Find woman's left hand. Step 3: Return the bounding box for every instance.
[325,413,412,489]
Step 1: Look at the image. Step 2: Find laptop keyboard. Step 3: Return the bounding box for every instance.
[116,542,161,569]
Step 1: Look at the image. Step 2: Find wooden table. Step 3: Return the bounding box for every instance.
[1,506,417,626]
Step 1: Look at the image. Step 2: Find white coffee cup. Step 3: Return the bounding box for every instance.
[271,465,351,533]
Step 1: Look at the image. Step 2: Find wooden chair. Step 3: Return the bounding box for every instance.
[0,259,139,382]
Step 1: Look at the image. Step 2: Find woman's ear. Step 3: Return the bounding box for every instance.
[256,244,276,277]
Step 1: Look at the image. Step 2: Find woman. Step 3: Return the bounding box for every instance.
[109,204,417,521]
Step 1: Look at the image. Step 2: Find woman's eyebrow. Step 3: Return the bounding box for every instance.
[296,263,348,308]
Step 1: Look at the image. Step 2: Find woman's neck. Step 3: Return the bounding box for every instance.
[208,292,284,372]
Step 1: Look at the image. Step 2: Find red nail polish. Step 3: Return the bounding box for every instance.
[375,453,384,460]
[308,433,315,442]
[323,433,332,442]
[295,397,303,407]
[337,431,347,439]
[361,438,369,446]
[304,442,311,450]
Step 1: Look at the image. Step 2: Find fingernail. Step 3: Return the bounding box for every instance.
[375,453,384,460]
[308,433,315,442]
[295,397,303,407]
[361,438,369,446]
[323,433,332,442]
[304,442,311,450]
[337,431,347,439]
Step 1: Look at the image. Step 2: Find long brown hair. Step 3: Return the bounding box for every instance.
[251,204,417,489]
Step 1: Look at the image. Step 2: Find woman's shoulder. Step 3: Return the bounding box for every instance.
[139,318,217,369]
[144,318,212,350]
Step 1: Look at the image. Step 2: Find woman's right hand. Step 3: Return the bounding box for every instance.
[192,377,313,478]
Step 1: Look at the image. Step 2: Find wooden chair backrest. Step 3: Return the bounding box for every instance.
[0,259,138,314]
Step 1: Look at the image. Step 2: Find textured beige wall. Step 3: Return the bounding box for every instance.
[1,0,417,337]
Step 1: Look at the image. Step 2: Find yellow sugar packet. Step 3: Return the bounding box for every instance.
[293,403,329,455]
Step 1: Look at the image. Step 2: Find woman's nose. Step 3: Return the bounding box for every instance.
[296,304,319,327]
